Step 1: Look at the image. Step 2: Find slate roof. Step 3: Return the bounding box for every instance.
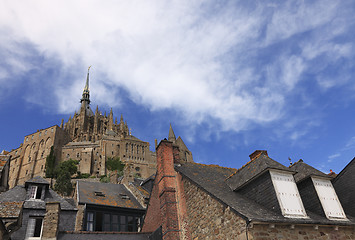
[77,181,144,210]
[333,157,355,184]
[58,231,151,240]
[0,201,23,218]
[0,180,76,211]
[289,160,330,183]
[25,176,50,185]
[132,179,150,198]
[24,188,76,210]
[175,162,355,225]
[225,153,294,191]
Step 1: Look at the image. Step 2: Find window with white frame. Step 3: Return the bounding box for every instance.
[312,177,347,220]
[86,212,94,231]
[25,217,43,239]
[29,186,42,200]
[270,170,308,218]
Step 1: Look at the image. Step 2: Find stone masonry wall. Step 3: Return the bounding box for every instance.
[42,202,60,240]
[182,177,247,240]
[249,224,355,240]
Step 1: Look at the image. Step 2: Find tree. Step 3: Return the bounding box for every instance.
[45,146,56,178]
[106,157,125,176]
[54,159,78,196]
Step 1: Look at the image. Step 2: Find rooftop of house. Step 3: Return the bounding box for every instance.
[0,177,76,212]
[76,181,145,210]
[0,201,23,218]
[225,150,294,191]
[25,176,50,185]
[289,159,330,183]
[175,161,355,225]
[333,157,355,184]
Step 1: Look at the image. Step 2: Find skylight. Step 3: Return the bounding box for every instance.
[270,170,308,218]
[94,191,105,197]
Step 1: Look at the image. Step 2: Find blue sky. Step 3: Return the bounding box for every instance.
[1,0,355,173]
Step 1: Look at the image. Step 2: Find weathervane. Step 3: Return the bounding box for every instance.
[288,157,292,166]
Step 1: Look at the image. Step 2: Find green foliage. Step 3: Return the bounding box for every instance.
[99,175,110,183]
[54,171,73,196]
[54,159,78,178]
[54,159,78,196]
[106,157,125,172]
[45,146,56,178]
[76,172,91,179]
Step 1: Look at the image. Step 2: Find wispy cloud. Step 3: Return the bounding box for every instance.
[0,0,354,142]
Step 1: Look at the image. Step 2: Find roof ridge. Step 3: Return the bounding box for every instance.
[226,158,255,180]
[188,162,237,170]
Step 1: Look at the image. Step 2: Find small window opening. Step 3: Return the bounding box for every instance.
[120,194,130,199]
[35,187,42,199]
[26,217,43,238]
[95,191,105,197]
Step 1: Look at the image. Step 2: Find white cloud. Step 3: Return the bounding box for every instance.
[0,0,354,138]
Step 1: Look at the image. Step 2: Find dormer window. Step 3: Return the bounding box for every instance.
[312,177,347,220]
[270,170,308,218]
[29,186,42,200]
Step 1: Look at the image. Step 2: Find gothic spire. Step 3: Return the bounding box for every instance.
[81,66,91,104]
[168,123,176,142]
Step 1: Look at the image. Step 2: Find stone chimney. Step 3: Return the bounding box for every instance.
[42,202,60,240]
[249,150,268,161]
[156,140,191,240]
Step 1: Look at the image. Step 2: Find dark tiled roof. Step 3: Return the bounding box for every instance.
[176,162,355,225]
[25,176,50,185]
[131,180,150,198]
[289,160,330,183]
[58,231,151,240]
[333,157,355,184]
[77,181,144,210]
[0,201,23,218]
[23,189,76,210]
[226,153,293,190]
[0,185,76,211]
[0,185,27,202]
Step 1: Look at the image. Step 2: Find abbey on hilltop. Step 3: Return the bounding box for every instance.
[6,68,193,188]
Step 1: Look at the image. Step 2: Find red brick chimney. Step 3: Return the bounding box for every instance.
[249,150,268,161]
[155,140,191,240]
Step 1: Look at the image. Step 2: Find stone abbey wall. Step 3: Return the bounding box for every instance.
[8,125,70,188]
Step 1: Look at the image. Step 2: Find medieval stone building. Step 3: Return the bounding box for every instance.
[5,69,193,189]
